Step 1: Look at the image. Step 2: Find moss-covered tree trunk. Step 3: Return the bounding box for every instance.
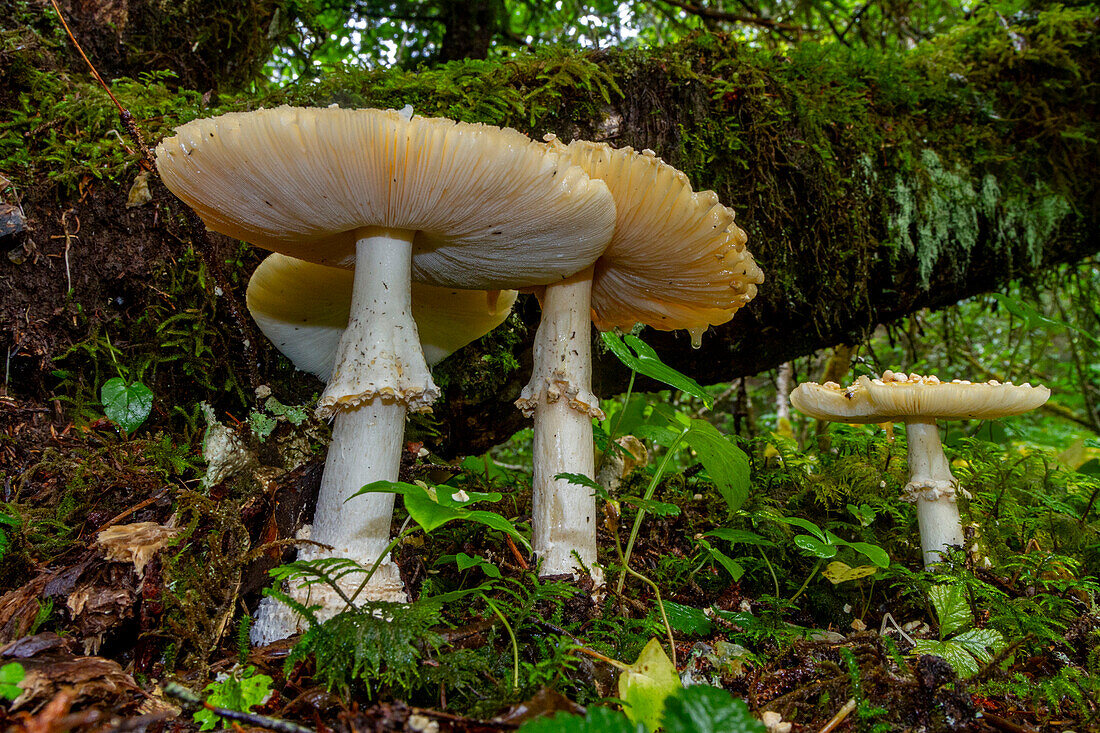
[1,5,1097,454]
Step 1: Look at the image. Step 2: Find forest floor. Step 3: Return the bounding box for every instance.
[1,360,1098,733]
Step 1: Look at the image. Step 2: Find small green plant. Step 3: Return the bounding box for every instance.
[192,665,274,731]
[0,511,16,566]
[0,662,24,702]
[911,582,1004,678]
[518,683,765,733]
[248,396,309,442]
[101,376,154,434]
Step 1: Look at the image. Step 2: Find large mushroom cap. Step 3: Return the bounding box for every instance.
[246,253,518,380]
[791,373,1051,424]
[156,106,616,289]
[549,137,764,334]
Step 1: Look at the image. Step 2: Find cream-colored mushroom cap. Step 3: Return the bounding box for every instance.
[246,253,518,380]
[156,106,616,289]
[790,374,1050,424]
[549,136,764,336]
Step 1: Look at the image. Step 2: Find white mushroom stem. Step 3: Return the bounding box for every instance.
[517,267,603,579]
[253,228,434,644]
[904,419,965,567]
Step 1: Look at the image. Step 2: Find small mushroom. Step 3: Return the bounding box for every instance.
[517,137,763,578]
[790,373,1050,566]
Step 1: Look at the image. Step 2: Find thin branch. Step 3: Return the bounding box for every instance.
[657,0,806,32]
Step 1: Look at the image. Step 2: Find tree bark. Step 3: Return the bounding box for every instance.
[2,11,1097,455]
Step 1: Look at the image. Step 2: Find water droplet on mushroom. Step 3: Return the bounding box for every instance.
[688,327,705,349]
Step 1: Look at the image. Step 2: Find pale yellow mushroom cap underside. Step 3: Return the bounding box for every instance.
[156,106,616,290]
[550,137,764,333]
[790,374,1051,424]
[246,253,518,381]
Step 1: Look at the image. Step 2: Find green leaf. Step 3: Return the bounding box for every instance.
[911,639,978,678]
[100,377,153,434]
[772,516,827,542]
[843,541,891,568]
[194,665,273,730]
[450,552,502,578]
[622,497,681,516]
[697,539,745,580]
[602,332,712,407]
[0,661,24,701]
[705,528,774,547]
[929,583,972,639]
[661,685,767,733]
[682,420,751,513]
[793,534,836,558]
[518,707,644,733]
[618,638,682,732]
[356,481,529,549]
[661,601,714,636]
[555,472,603,493]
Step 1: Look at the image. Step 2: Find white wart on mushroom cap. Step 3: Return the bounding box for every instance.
[156,106,616,289]
[791,372,1050,566]
[246,253,519,380]
[517,137,764,581]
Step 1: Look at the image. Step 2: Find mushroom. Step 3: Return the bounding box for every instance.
[155,105,616,634]
[790,372,1050,566]
[245,253,517,643]
[516,137,763,578]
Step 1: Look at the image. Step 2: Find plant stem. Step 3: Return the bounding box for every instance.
[615,428,688,595]
[482,597,519,690]
[789,558,822,602]
[759,547,780,598]
[612,515,677,666]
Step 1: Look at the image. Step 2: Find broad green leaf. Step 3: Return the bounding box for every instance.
[683,420,751,513]
[822,561,878,584]
[101,377,154,434]
[929,583,972,639]
[633,423,685,447]
[357,481,528,549]
[618,638,682,732]
[843,541,891,568]
[952,628,1003,662]
[661,601,713,636]
[697,539,745,580]
[452,553,502,578]
[661,685,767,733]
[705,528,775,547]
[911,639,979,679]
[793,534,836,558]
[773,516,827,542]
[518,707,644,733]
[601,332,712,407]
[0,661,24,701]
[194,665,273,731]
[622,497,681,516]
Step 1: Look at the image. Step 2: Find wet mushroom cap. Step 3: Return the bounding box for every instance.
[156,105,616,289]
[548,137,764,334]
[790,373,1051,424]
[246,253,518,380]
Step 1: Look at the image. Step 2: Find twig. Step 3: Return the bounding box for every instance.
[657,0,804,32]
[164,682,315,733]
[818,698,857,733]
[48,0,155,170]
[505,534,529,570]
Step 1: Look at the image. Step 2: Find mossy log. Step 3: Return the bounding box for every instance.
[1,6,1097,454]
